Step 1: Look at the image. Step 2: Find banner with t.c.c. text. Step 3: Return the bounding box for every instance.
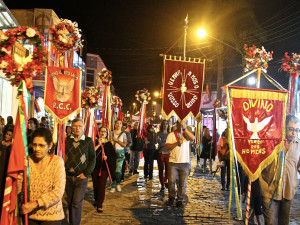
[162,56,205,121]
[228,86,288,181]
[45,66,82,123]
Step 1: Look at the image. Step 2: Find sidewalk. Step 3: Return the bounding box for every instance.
[62,156,300,224]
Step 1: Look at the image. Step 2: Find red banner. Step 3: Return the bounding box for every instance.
[162,57,205,121]
[228,86,287,181]
[45,67,82,123]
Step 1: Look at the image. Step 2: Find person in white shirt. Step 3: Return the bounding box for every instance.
[165,120,194,208]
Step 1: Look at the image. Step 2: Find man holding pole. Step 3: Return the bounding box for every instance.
[165,120,194,208]
[260,115,300,225]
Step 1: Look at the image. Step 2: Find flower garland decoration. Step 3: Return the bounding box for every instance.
[0,26,47,91]
[98,68,112,85]
[281,52,300,76]
[135,88,151,104]
[81,86,102,109]
[49,18,83,53]
[112,96,122,108]
[213,99,221,108]
[218,109,228,121]
[244,44,273,73]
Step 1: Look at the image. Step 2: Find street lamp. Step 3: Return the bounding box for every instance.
[154,91,159,97]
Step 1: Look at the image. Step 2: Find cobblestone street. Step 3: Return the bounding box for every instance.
[62,156,300,225]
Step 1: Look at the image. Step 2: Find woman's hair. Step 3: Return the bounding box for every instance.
[7,116,13,125]
[159,120,169,132]
[32,128,53,145]
[203,127,211,137]
[0,117,5,125]
[65,126,72,132]
[28,118,40,129]
[99,126,109,139]
[147,124,153,133]
[3,127,14,140]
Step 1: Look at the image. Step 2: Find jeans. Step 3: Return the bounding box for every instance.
[221,160,230,189]
[157,153,170,187]
[121,152,130,179]
[262,197,292,225]
[168,162,190,202]
[91,169,108,208]
[29,220,61,225]
[129,151,141,171]
[112,149,125,187]
[66,175,88,225]
[143,149,154,179]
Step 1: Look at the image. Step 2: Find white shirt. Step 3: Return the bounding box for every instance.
[166,131,190,163]
[113,132,126,150]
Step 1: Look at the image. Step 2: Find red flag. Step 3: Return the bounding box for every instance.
[1,110,26,225]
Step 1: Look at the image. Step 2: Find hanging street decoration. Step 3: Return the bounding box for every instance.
[45,66,82,123]
[49,18,83,53]
[136,89,150,138]
[99,68,113,130]
[281,52,300,114]
[244,44,273,73]
[162,55,205,122]
[0,26,47,93]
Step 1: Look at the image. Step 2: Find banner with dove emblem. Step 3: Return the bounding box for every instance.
[162,56,205,122]
[228,86,288,181]
[45,67,82,123]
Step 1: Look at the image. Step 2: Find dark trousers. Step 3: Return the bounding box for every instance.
[157,153,170,187]
[262,197,292,225]
[121,152,130,179]
[221,160,230,189]
[66,175,88,225]
[91,169,108,208]
[29,219,61,225]
[143,149,154,179]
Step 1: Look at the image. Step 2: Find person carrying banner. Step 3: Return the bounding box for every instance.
[165,120,195,208]
[110,119,127,193]
[91,127,116,213]
[259,115,300,225]
[65,118,96,225]
[129,122,142,175]
[21,128,66,225]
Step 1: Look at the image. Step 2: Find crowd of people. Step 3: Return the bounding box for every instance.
[0,114,299,225]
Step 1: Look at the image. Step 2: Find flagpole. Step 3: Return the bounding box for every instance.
[183,14,188,58]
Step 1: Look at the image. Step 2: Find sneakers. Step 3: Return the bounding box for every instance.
[176,201,184,208]
[116,185,121,192]
[160,187,165,192]
[221,187,225,191]
[129,170,133,174]
[133,170,139,174]
[110,188,116,193]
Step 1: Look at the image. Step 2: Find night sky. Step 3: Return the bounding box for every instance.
[4,0,300,111]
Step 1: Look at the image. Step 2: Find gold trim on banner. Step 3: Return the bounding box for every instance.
[161,55,205,122]
[44,68,82,124]
[230,88,286,101]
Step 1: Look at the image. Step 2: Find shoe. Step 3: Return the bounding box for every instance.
[226,186,230,191]
[116,185,121,192]
[149,177,153,180]
[121,179,124,182]
[133,170,139,174]
[110,188,116,193]
[129,170,133,174]
[160,187,165,192]
[166,198,174,206]
[176,201,184,208]
[97,208,103,213]
[221,187,225,191]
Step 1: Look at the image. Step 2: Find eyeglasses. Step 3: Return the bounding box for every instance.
[33,143,48,148]
[287,127,300,133]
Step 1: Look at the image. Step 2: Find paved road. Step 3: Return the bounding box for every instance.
[61,156,300,225]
